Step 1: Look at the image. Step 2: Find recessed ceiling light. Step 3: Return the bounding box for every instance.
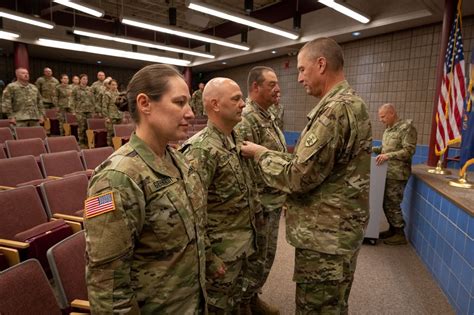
[271,50,277,54]
[222,61,227,65]
[352,31,361,37]
[97,60,102,64]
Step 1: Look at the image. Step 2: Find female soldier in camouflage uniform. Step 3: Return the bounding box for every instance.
[84,64,207,314]
[72,74,94,146]
[101,79,122,146]
[54,74,73,135]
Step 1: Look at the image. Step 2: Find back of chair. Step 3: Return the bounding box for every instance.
[15,126,47,140]
[45,108,59,119]
[0,119,11,128]
[81,147,113,170]
[0,259,62,315]
[47,231,88,309]
[0,186,48,240]
[0,147,6,159]
[65,113,77,124]
[0,155,44,187]
[113,124,134,137]
[87,118,106,130]
[5,138,46,158]
[41,174,88,217]
[45,136,80,153]
[40,150,84,177]
[0,127,14,144]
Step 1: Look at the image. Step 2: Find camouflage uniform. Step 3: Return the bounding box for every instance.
[1,81,44,127]
[54,84,73,135]
[236,98,287,303]
[35,76,59,109]
[253,81,372,314]
[181,122,258,313]
[85,133,207,314]
[91,80,104,115]
[190,89,204,116]
[73,85,95,146]
[373,119,417,228]
[102,90,122,146]
[268,103,284,130]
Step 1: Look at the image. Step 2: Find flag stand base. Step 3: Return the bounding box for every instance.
[428,160,451,175]
[449,175,473,189]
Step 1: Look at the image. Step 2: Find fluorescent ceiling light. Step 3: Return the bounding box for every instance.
[0,8,55,29]
[73,28,215,59]
[53,0,104,18]
[36,38,191,66]
[0,30,20,40]
[121,17,250,51]
[187,0,299,40]
[318,0,370,24]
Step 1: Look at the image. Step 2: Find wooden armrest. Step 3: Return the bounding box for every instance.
[0,185,14,190]
[53,213,84,223]
[47,176,62,180]
[0,246,21,266]
[71,299,90,310]
[0,239,29,249]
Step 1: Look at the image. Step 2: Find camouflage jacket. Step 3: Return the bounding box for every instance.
[268,103,284,130]
[190,89,204,116]
[181,122,257,275]
[1,81,44,120]
[236,98,287,212]
[73,85,95,113]
[54,84,73,110]
[35,76,59,104]
[85,133,207,314]
[373,119,417,180]
[91,80,104,112]
[254,80,372,255]
[102,90,122,120]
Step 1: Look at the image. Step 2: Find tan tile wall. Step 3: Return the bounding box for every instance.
[204,16,474,144]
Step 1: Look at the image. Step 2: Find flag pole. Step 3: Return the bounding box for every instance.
[427,0,457,167]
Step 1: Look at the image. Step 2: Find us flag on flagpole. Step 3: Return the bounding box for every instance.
[435,4,466,156]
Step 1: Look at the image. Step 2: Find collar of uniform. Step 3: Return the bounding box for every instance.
[128,132,182,178]
[206,120,237,151]
[246,98,272,120]
[306,80,350,121]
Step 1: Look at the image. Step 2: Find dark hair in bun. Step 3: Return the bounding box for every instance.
[115,91,129,112]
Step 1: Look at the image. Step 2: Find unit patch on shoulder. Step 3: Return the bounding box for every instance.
[84,192,116,218]
[305,133,318,147]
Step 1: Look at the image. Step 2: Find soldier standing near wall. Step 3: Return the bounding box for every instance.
[73,74,94,147]
[236,66,286,315]
[373,103,417,245]
[91,71,106,112]
[190,82,205,116]
[181,78,258,314]
[54,74,73,135]
[268,91,284,130]
[102,79,121,146]
[242,37,372,314]
[35,67,59,109]
[2,68,44,127]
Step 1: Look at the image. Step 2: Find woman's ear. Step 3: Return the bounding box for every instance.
[136,93,151,116]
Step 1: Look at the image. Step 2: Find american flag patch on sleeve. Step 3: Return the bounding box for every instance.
[84,192,116,218]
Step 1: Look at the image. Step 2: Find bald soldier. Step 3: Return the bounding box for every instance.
[242,37,372,314]
[35,67,59,109]
[373,103,417,245]
[2,68,45,127]
[181,78,258,314]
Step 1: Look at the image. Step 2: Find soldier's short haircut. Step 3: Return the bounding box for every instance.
[247,66,275,92]
[79,73,88,79]
[123,64,183,123]
[300,37,344,71]
[60,74,68,79]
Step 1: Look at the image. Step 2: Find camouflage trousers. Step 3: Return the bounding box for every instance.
[383,179,408,228]
[207,254,247,314]
[76,111,93,146]
[16,119,40,127]
[294,248,360,315]
[106,118,122,146]
[242,208,282,302]
[58,107,73,136]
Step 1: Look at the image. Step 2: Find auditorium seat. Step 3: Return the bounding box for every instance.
[81,147,114,170]
[44,108,60,136]
[0,119,11,128]
[45,136,80,153]
[15,126,47,140]
[63,113,78,140]
[0,147,6,159]
[112,123,134,150]
[86,118,107,149]
[40,174,88,225]
[5,138,47,160]
[0,155,53,189]
[0,186,73,272]
[47,231,89,310]
[40,151,93,178]
[0,259,63,314]
[0,127,13,157]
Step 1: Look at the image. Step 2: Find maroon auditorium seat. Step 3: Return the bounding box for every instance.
[5,138,47,161]
[81,147,114,170]
[40,151,93,178]
[45,136,80,153]
[15,126,47,140]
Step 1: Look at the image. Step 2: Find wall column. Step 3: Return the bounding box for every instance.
[183,67,192,94]
[13,42,29,71]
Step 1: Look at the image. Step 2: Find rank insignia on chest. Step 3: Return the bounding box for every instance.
[84,192,116,218]
[305,133,317,147]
